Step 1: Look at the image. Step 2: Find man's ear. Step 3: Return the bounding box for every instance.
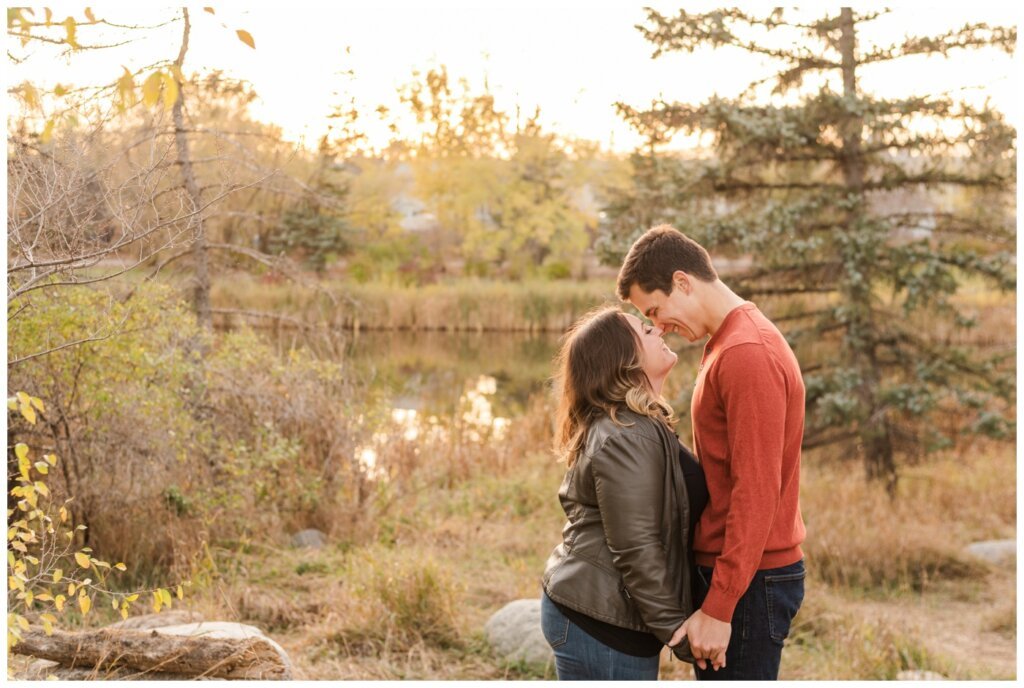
[672,270,691,294]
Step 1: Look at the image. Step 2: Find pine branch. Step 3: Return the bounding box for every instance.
[860,23,1017,64]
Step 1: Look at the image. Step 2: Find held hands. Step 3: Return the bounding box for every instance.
[669,609,731,671]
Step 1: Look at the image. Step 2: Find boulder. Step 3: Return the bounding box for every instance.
[484,599,553,668]
[290,528,327,549]
[108,610,204,631]
[963,539,1015,566]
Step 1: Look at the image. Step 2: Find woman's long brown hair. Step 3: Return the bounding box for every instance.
[553,305,676,467]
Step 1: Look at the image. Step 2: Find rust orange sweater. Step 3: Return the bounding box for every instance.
[691,302,806,623]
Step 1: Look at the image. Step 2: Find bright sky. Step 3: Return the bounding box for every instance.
[5,2,1021,153]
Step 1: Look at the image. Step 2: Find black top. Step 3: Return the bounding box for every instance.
[552,443,709,657]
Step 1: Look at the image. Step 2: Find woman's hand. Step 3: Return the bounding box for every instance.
[669,609,731,671]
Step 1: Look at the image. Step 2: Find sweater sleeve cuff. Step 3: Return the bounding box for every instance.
[701,584,739,623]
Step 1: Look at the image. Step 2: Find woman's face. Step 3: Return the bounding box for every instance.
[624,313,677,388]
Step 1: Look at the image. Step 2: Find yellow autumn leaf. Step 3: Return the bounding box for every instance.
[40,118,56,144]
[30,396,45,413]
[236,29,255,49]
[9,576,24,591]
[142,71,163,108]
[162,71,178,111]
[120,604,129,620]
[19,401,37,425]
[15,444,29,461]
[112,598,119,610]
[152,592,162,614]
[35,593,53,602]
[204,7,215,14]
[53,569,63,584]
[45,454,58,466]
[20,83,41,111]
[78,594,91,615]
[42,618,53,636]
[25,590,34,606]
[85,7,96,22]
[74,552,91,569]
[63,17,78,49]
[16,615,30,631]
[55,595,65,611]
[117,66,136,111]
[34,462,49,475]
[159,587,173,609]
[45,8,53,25]
[59,506,68,522]
[125,594,139,603]
[68,583,76,596]
[8,398,19,411]
[114,563,127,571]
[16,392,30,407]
[176,585,183,600]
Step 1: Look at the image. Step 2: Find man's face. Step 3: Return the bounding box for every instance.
[627,275,707,342]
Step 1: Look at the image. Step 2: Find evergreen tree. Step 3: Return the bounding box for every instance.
[604,8,1016,492]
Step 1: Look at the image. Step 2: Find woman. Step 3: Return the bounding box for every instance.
[541,306,708,680]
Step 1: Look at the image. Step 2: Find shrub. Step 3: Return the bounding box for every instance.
[7,394,186,655]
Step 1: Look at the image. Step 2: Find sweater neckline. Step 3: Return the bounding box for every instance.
[705,301,755,353]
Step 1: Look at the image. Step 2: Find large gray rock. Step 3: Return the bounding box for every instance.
[485,599,553,668]
[963,539,1016,566]
[108,610,204,631]
[290,528,327,549]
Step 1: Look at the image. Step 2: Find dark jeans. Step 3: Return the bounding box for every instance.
[540,592,660,681]
[692,559,805,681]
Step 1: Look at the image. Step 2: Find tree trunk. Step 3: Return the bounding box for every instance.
[171,7,212,332]
[11,628,291,680]
[838,7,897,495]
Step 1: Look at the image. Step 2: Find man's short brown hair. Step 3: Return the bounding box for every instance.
[616,224,718,300]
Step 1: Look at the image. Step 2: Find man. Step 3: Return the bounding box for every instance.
[616,225,807,680]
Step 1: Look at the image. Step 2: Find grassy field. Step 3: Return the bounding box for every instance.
[9,276,1014,680]
[173,401,1015,680]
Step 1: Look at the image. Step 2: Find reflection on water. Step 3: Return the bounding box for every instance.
[352,372,514,482]
[267,328,704,480]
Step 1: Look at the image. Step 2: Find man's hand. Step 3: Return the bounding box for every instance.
[669,609,731,671]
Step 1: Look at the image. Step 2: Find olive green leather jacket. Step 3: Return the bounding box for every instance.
[542,409,695,663]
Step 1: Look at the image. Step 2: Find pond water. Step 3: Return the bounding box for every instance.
[269,328,705,474]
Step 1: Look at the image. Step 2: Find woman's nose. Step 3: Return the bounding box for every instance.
[651,325,665,337]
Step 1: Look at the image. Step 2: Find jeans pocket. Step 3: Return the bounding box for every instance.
[540,595,571,649]
[764,567,806,645]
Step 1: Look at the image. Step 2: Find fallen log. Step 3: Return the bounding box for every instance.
[11,627,292,680]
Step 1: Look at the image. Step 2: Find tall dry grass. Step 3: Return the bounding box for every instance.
[212,273,618,332]
[800,440,1014,592]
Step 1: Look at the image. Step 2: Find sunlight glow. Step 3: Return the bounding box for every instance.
[5,3,1018,153]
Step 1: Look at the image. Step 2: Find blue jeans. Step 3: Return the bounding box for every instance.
[692,559,805,681]
[540,591,660,681]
